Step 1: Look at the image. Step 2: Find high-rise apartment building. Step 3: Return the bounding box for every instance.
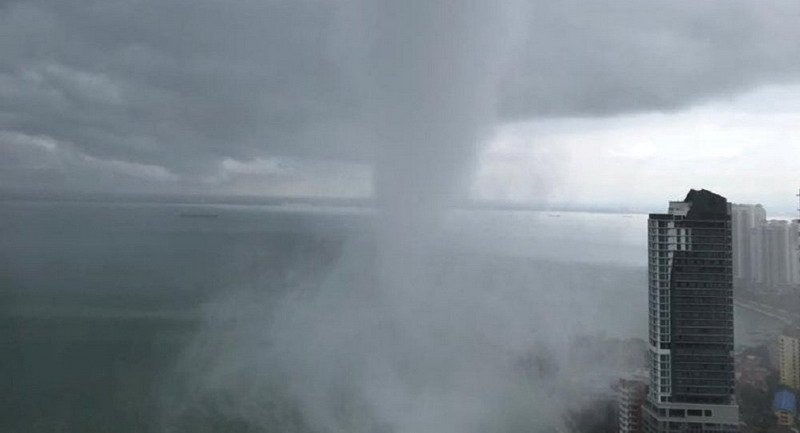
[779,330,800,391]
[731,204,766,282]
[757,221,800,290]
[730,203,800,292]
[643,189,739,433]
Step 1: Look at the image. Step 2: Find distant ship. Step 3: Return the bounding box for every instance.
[178,212,219,219]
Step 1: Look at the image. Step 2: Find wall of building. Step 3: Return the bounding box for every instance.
[731,204,800,292]
[780,334,800,391]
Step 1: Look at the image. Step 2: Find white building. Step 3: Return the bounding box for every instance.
[618,374,648,433]
[731,204,765,282]
[731,204,800,292]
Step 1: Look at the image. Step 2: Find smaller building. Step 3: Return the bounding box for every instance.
[617,374,648,433]
[773,389,798,427]
[780,330,800,390]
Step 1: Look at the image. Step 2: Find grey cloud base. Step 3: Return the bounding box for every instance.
[1,0,799,193]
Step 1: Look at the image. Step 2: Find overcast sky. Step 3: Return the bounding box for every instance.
[2,0,800,212]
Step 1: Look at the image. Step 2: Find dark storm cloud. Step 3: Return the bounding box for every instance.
[0,0,366,171]
[499,0,800,118]
[1,0,799,185]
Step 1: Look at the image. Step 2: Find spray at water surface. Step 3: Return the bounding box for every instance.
[161,2,638,432]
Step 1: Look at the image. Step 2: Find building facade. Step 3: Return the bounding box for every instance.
[731,204,766,283]
[618,376,648,433]
[643,190,739,433]
[757,220,800,290]
[731,203,800,292]
[780,331,800,391]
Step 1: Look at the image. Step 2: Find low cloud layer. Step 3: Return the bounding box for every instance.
[2,0,800,194]
[499,0,800,117]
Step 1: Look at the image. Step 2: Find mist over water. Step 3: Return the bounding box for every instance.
[165,2,633,432]
[4,200,779,432]
[157,210,647,432]
[268,3,552,432]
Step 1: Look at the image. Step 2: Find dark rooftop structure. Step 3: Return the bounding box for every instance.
[684,189,729,220]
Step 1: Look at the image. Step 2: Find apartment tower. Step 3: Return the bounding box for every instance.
[643,189,739,433]
[618,375,648,433]
[779,330,800,391]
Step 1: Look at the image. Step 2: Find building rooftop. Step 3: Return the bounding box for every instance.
[650,189,730,220]
[781,327,800,339]
[773,389,797,414]
[683,189,729,219]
